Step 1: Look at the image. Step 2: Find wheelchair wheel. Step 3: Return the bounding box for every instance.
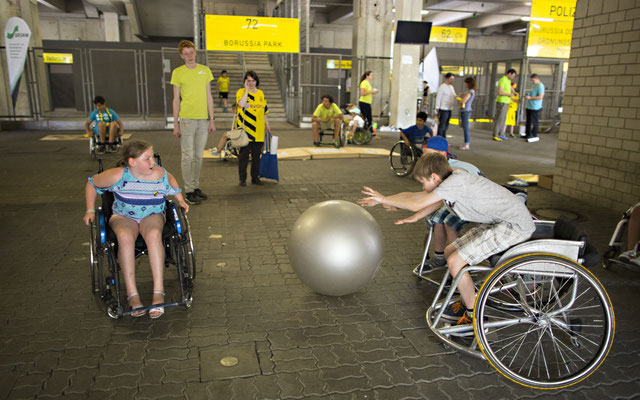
[389,141,417,177]
[474,254,614,389]
[89,136,96,160]
[89,222,102,295]
[338,125,347,147]
[352,128,371,145]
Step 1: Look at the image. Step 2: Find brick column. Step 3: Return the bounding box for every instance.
[555,0,640,211]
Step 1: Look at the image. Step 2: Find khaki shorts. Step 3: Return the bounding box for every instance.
[451,222,531,266]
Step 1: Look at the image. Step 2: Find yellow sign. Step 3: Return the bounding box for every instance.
[205,15,299,53]
[527,0,576,58]
[326,60,351,70]
[43,53,73,64]
[429,27,467,44]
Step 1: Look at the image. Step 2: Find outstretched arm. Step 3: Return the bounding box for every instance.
[395,202,443,225]
[359,186,442,212]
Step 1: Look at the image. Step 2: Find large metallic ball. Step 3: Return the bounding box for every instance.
[288,200,384,296]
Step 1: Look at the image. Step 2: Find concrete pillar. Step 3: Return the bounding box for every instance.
[103,12,120,42]
[352,0,392,119]
[389,0,422,128]
[0,0,51,117]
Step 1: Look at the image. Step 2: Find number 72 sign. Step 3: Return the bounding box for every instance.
[205,15,300,53]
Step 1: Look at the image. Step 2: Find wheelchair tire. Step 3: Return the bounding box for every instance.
[338,125,347,147]
[89,222,102,295]
[389,141,416,177]
[352,128,370,145]
[474,253,614,389]
[89,136,96,160]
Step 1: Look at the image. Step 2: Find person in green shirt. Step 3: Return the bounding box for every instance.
[171,40,216,205]
[312,95,344,147]
[493,69,516,141]
[217,70,230,112]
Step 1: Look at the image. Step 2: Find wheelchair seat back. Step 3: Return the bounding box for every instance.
[488,217,599,268]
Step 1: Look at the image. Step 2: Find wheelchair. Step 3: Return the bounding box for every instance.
[424,217,614,389]
[220,139,240,162]
[389,140,421,177]
[602,203,639,270]
[88,156,196,319]
[89,123,123,160]
[318,124,347,147]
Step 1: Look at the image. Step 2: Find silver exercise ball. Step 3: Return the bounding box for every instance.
[288,200,384,296]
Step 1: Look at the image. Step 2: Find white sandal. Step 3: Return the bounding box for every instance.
[127,292,146,317]
[149,291,165,319]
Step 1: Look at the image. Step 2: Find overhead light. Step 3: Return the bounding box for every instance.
[521,17,554,22]
[421,10,429,15]
[392,8,396,13]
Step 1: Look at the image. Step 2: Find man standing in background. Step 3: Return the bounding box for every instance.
[524,74,545,143]
[171,40,216,205]
[493,68,516,141]
[435,73,456,137]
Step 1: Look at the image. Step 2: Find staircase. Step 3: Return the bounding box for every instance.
[207,52,286,124]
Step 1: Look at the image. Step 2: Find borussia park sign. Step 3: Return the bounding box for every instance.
[206,15,299,53]
[527,0,576,58]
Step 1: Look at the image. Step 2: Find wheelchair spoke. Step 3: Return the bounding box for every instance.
[475,254,614,388]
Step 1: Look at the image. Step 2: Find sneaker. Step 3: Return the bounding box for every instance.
[107,144,118,153]
[97,145,106,154]
[619,250,640,267]
[423,256,447,272]
[252,179,264,185]
[442,300,467,320]
[313,141,321,147]
[527,137,540,143]
[499,135,508,140]
[209,148,220,156]
[193,188,208,200]
[185,192,201,204]
[492,136,503,142]
[509,132,516,138]
[456,311,473,326]
[239,181,247,187]
[333,139,341,148]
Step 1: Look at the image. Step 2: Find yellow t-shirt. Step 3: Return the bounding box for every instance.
[313,102,341,120]
[235,88,269,142]
[170,64,213,119]
[217,76,230,92]
[359,80,373,104]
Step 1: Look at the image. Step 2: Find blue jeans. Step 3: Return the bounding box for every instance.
[460,110,471,145]
[437,109,451,137]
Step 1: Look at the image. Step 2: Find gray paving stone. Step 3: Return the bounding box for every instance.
[136,383,185,399]
[325,376,370,394]
[275,372,304,399]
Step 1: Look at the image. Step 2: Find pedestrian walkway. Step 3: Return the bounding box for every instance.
[0,124,637,399]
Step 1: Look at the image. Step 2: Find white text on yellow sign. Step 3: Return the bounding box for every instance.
[205,15,299,53]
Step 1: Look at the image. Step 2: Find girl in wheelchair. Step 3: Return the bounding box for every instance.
[83,140,189,318]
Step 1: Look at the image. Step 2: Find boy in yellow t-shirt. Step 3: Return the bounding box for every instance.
[170,40,216,205]
[217,70,230,112]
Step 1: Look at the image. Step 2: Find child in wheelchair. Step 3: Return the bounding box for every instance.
[359,152,535,325]
[83,140,189,318]
[399,111,432,152]
[84,95,124,154]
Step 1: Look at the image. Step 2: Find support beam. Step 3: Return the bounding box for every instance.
[122,0,142,37]
[37,0,66,12]
[328,5,353,23]
[463,6,530,29]
[80,0,99,18]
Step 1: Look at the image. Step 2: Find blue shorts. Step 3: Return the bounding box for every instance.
[428,205,467,232]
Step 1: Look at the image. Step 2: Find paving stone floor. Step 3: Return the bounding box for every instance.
[0,123,638,399]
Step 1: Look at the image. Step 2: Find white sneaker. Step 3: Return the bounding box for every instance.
[619,250,640,267]
[527,137,540,143]
[209,148,220,156]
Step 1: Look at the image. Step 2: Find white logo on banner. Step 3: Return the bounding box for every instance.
[4,17,31,104]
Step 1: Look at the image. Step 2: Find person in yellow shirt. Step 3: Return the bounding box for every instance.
[236,71,270,186]
[171,40,216,205]
[505,82,520,138]
[217,70,230,112]
[312,95,344,147]
[359,71,378,131]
